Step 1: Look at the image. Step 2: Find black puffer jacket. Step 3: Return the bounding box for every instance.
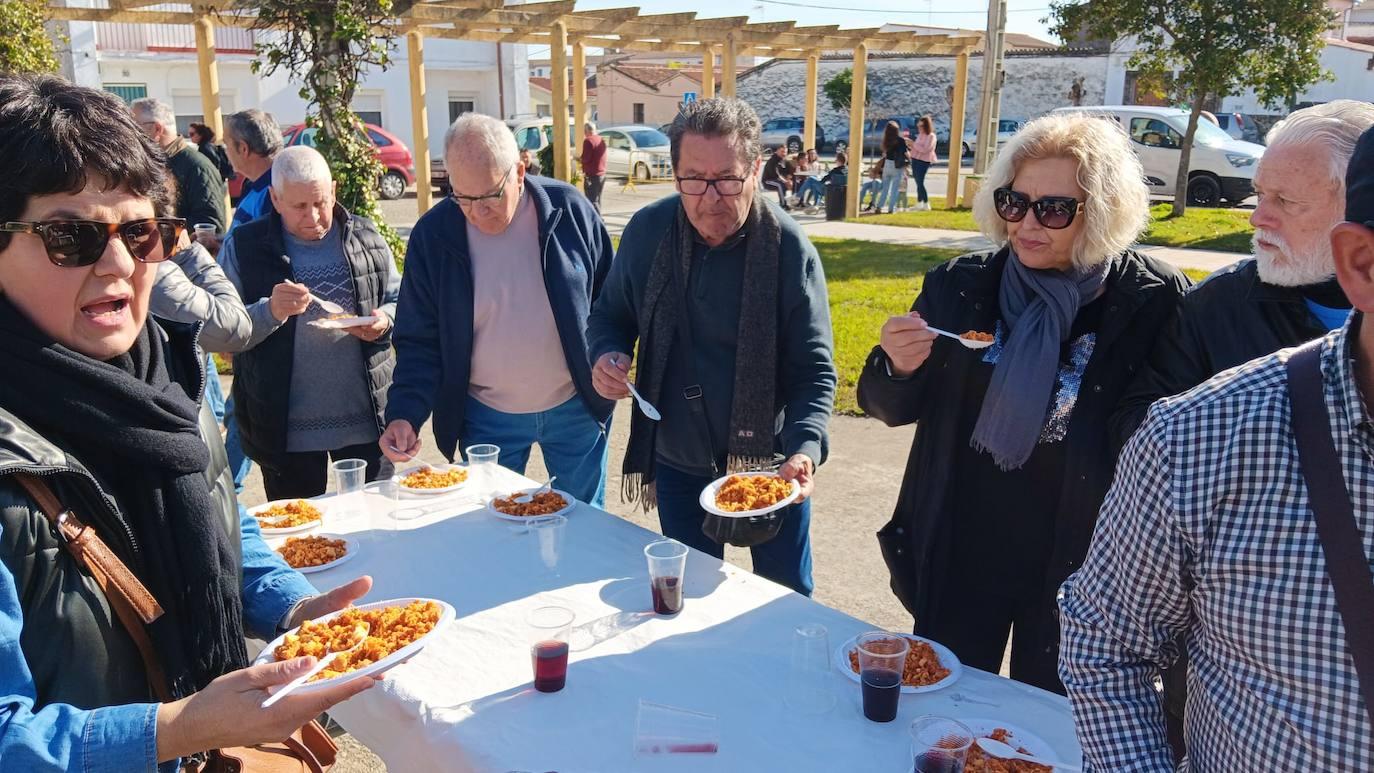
[856,247,1190,626]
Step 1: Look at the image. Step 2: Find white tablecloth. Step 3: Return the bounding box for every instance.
[292,468,1084,772]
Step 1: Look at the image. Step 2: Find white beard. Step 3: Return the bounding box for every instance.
[1253,230,1337,288]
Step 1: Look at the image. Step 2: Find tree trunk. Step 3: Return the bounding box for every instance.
[1170,91,1208,217]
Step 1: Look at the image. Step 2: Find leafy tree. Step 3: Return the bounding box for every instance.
[244,0,406,262]
[1050,0,1332,215]
[0,0,60,74]
[823,67,869,113]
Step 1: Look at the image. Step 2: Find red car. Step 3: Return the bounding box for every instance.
[279,122,416,200]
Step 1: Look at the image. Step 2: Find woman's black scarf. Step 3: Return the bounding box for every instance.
[0,297,247,698]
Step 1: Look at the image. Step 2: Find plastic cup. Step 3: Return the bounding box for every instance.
[193,223,216,240]
[529,514,567,576]
[911,716,974,772]
[644,539,688,615]
[528,605,573,693]
[855,632,909,722]
[785,623,835,715]
[331,458,367,494]
[361,477,399,531]
[465,443,500,496]
[633,700,720,756]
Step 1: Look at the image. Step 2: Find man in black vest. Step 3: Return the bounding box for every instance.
[222,146,400,499]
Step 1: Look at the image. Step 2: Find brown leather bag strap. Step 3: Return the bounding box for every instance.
[12,472,175,703]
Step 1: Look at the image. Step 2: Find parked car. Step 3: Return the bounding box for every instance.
[1052,105,1264,207]
[832,115,919,156]
[282,123,416,200]
[599,124,673,181]
[961,118,1025,157]
[432,116,586,194]
[759,116,826,154]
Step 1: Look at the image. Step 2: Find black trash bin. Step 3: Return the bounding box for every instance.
[824,184,846,221]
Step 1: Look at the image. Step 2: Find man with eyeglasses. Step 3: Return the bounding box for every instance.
[381,113,615,507]
[586,97,836,596]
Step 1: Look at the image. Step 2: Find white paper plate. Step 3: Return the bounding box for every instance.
[485,488,577,522]
[274,534,359,575]
[253,597,456,694]
[698,472,801,518]
[308,315,377,330]
[249,498,325,536]
[834,633,962,694]
[962,719,1059,765]
[396,464,470,495]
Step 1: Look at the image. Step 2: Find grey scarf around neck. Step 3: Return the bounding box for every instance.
[970,249,1113,470]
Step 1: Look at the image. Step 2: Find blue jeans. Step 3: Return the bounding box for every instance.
[203,354,226,424]
[910,159,931,203]
[653,462,814,596]
[860,179,881,208]
[461,394,609,508]
[875,161,905,212]
[224,395,252,492]
[797,177,825,207]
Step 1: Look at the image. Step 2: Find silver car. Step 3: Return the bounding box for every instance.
[599,125,673,181]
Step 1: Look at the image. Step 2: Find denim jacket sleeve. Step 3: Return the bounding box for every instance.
[237,506,318,639]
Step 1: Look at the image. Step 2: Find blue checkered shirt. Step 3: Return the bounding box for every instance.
[1059,314,1374,771]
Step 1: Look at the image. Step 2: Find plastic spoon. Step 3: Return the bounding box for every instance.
[515,476,557,504]
[975,738,1080,772]
[387,445,434,472]
[261,622,370,708]
[924,324,994,350]
[612,355,661,421]
[309,293,346,315]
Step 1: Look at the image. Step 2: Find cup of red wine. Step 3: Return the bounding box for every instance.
[644,539,688,615]
[528,605,574,693]
[910,716,974,772]
[854,632,909,723]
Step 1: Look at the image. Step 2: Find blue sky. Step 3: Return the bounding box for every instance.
[527,0,1060,59]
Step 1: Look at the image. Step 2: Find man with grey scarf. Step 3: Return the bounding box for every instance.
[587,98,836,596]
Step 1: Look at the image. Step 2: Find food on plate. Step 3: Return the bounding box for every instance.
[254,499,323,528]
[713,474,793,512]
[273,600,442,681]
[400,466,468,489]
[961,330,995,343]
[491,490,569,516]
[847,635,951,687]
[965,728,1052,772]
[276,535,348,569]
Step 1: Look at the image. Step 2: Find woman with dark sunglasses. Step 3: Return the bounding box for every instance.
[856,113,1191,694]
[0,74,375,770]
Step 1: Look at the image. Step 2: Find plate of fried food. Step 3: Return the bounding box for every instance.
[486,487,577,521]
[253,597,455,693]
[274,534,358,575]
[396,464,469,495]
[307,313,378,330]
[250,499,325,536]
[699,472,800,518]
[835,632,962,694]
[961,720,1060,772]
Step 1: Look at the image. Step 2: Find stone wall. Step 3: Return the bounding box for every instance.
[737,53,1111,145]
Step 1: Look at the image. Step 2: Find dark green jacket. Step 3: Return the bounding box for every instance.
[167,138,228,232]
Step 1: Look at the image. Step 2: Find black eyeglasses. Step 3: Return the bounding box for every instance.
[993,188,1085,230]
[0,218,185,268]
[676,177,748,197]
[451,165,514,208]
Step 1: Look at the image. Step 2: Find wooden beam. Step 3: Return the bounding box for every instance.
[572,38,588,138]
[192,12,222,139]
[845,42,867,218]
[803,52,818,152]
[700,44,715,98]
[407,29,433,215]
[946,49,969,209]
[550,21,570,182]
[721,32,736,98]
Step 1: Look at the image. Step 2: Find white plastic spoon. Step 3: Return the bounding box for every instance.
[310,293,346,315]
[613,355,661,421]
[924,324,994,350]
[262,622,370,708]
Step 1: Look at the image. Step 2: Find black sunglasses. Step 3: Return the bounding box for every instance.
[676,177,748,197]
[993,188,1085,230]
[0,218,185,268]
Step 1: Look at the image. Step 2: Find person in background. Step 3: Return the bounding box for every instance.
[221,146,399,500]
[223,108,283,233]
[0,72,374,773]
[907,115,937,211]
[189,121,236,183]
[761,145,793,210]
[873,120,909,214]
[857,113,1188,693]
[795,148,826,208]
[381,113,615,506]
[1107,97,1374,761]
[588,97,836,596]
[521,147,543,178]
[131,98,227,234]
[860,155,884,211]
[579,122,607,213]
[1059,124,1374,772]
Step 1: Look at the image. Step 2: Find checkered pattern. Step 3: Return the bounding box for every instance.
[1059,314,1374,772]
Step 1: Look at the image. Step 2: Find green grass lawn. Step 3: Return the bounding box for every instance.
[854,201,1255,254]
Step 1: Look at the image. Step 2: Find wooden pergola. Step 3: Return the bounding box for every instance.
[48,1,982,218]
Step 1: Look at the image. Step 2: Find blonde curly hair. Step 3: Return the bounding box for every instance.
[972,112,1151,270]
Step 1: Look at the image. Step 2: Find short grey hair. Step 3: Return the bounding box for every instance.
[667,97,761,170]
[1265,100,1374,191]
[973,112,1151,270]
[271,145,332,190]
[129,97,175,132]
[444,112,518,174]
[224,108,282,159]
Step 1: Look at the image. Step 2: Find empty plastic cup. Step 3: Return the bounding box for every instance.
[529,514,567,576]
[465,443,500,496]
[785,623,836,715]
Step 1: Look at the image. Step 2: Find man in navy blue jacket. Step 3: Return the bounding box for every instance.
[381,113,615,506]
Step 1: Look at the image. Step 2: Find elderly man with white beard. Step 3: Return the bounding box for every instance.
[1107,98,1374,761]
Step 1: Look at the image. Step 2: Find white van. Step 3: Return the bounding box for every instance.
[1052,105,1265,207]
